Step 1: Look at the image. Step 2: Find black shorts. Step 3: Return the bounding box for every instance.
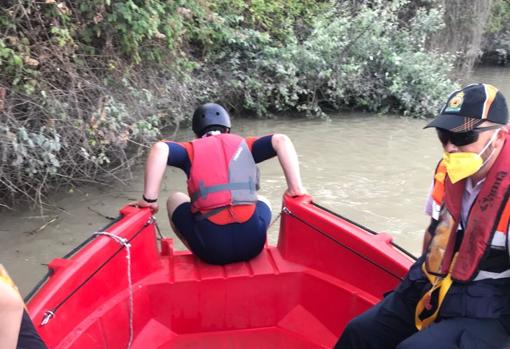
[172,201,271,264]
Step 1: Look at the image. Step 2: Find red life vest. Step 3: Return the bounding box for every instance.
[425,134,510,282]
[187,134,259,222]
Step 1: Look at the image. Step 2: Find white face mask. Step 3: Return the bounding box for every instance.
[478,128,500,165]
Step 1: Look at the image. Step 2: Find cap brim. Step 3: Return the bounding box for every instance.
[424,114,484,132]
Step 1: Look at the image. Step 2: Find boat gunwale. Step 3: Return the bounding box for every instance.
[24,215,123,303]
[25,201,417,303]
[311,202,418,261]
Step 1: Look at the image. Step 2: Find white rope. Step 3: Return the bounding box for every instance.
[93,231,134,349]
[268,210,282,230]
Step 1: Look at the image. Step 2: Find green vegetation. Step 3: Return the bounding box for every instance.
[0,0,467,207]
[216,2,456,117]
[487,0,510,34]
[482,0,510,65]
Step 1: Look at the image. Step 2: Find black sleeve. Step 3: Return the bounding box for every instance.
[17,310,48,349]
[251,135,276,163]
[165,142,192,177]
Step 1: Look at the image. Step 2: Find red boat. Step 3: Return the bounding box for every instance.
[26,195,414,348]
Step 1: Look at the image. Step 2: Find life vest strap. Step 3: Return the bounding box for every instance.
[415,264,453,330]
[193,206,227,221]
[191,179,257,202]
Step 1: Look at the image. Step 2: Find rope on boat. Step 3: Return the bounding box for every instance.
[25,217,124,304]
[282,206,404,282]
[39,217,153,346]
[268,211,282,230]
[93,231,134,349]
[153,216,164,239]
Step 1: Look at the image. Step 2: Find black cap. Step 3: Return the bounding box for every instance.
[425,83,508,132]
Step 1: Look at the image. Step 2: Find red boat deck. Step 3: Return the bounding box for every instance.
[125,246,374,348]
[27,196,413,349]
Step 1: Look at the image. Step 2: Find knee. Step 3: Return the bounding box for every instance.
[166,192,190,213]
[335,315,372,348]
[166,191,189,204]
[396,335,427,349]
[342,315,371,336]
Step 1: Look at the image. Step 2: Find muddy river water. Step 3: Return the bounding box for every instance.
[2,67,510,296]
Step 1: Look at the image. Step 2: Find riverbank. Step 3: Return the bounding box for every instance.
[1,1,458,209]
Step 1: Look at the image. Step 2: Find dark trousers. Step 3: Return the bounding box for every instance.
[17,310,47,349]
[334,289,510,349]
[172,201,271,264]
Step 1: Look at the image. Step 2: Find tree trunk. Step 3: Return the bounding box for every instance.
[429,0,492,76]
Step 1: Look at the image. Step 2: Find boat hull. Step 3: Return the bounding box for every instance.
[27,195,413,348]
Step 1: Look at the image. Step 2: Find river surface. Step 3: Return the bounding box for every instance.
[1,67,510,296]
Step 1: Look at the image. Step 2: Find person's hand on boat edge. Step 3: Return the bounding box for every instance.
[285,187,308,198]
[132,195,160,213]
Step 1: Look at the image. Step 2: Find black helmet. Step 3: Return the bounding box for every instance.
[192,103,231,136]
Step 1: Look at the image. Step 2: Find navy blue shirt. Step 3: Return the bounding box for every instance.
[165,134,276,177]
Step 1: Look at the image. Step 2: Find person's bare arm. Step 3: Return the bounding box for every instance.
[271,134,306,197]
[0,268,24,349]
[136,141,169,213]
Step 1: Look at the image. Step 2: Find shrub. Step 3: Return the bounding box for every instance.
[210,0,457,117]
[0,0,459,208]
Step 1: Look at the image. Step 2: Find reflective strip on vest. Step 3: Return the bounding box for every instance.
[495,198,510,247]
[474,197,510,281]
[191,180,257,202]
[431,162,447,221]
[475,269,510,280]
[492,231,507,249]
[431,201,441,221]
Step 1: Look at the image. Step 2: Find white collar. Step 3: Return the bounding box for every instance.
[466,177,486,194]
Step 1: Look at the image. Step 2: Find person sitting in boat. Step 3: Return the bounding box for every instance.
[335,83,510,349]
[0,265,47,349]
[136,102,306,265]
